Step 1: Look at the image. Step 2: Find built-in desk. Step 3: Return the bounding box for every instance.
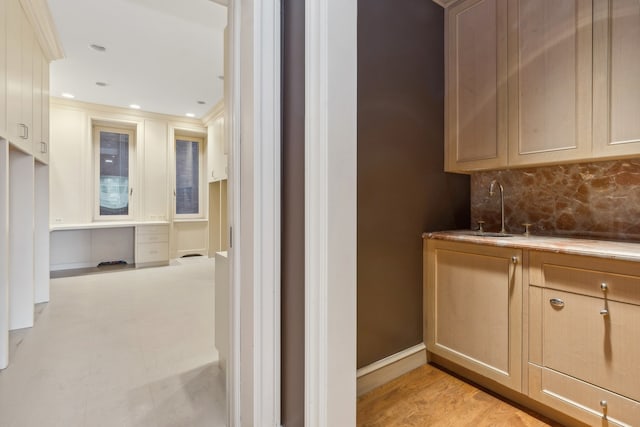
[50,221,170,271]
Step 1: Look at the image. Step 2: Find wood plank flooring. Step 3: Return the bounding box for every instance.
[357,364,562,427]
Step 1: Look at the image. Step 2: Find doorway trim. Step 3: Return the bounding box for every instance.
[304,0,358,425]
[228,0,282,425]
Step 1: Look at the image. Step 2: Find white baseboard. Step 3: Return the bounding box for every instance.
[356,343,427,396]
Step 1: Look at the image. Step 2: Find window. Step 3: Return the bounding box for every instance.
[94,125,135,219]
[175,136,204,217]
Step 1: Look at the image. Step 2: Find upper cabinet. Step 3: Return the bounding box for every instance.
[444,0,640,173]
[445,0,508,172]
[1,0,63,158]
[593,0,640,157]
[0,0,7,138]
[33,47,50,164]
[507,0,592,167]
[6,0,35,154]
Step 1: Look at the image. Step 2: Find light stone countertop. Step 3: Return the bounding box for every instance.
[423,230,640,263]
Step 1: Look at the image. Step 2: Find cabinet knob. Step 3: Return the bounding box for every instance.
[477,220,485,232]
[601,282,608,292]
[550,298,565,308]
[600,400,608,408]
[600,309,609,316]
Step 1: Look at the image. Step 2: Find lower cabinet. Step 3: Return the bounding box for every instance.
[135,224,169,267]
[425,239,523,391]
[426,239,640,426]
[528,251,640,426]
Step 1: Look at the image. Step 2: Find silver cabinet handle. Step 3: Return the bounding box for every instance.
[40,142,47,153]
[550,298,565,308]
[600,309,609,316]
[601,283,608,292]
[511,256,518,264]
[18,123,28,139]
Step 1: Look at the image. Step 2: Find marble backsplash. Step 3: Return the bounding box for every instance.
[470,159,640,242]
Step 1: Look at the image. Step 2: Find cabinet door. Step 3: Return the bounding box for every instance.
[425,240,522,391]
[593,0,640,157]
[6,0,24,147]
[508,0,592,167]
[40,56,50,164]
[21,9,34,149]
[32,46,43,161]
[6,0,34,154]
[445,0,508,172]
[0,0,7,138]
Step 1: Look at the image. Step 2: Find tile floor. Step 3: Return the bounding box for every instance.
[0,258,225,427]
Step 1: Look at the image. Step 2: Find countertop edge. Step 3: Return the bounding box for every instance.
[423,231,640,263]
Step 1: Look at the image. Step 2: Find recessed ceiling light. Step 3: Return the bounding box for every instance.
[89,44,106,52]
[95,81,109,87]
[129,104,141,109]
[197,100,206,105]
[61,92,75,99]
[186,113,196,118]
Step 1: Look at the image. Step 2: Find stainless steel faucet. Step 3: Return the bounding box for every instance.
[489,180,506,234]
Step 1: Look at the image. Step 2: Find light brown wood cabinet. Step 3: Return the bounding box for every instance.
[426,238,640,425]
[444,0,640,172]
[528,251,640,426]
[507,0,592,167]
[593,0,640,158]
[425,239,523,391]
[445,0,508,172]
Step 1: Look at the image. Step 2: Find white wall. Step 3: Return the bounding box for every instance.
[0,139,9,368]
[34,162,49,302]
[9,148,35,330]
[49,99,222,264]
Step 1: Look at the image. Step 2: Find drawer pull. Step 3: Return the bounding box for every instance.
[601,282,608,292]
[549,298,564,308]
[600,400,608,419]
[600,309,609,316]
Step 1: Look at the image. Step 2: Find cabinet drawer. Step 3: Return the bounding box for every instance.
[530,364,640,426]
[136,225,169,235]
[136,233,168,244]
[136,242,169,264]
[530,251,640,306]
[542,288,640,402]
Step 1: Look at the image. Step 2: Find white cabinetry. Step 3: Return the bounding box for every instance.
[207,114,227,182]
[135,224,170,267]
[425,239,523,391]
[0,0,7,138]
[33,52,49,164]
[6,0,35,154]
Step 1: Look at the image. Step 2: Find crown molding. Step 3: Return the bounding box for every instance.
[20,0,65,61]
[201,100,225,124]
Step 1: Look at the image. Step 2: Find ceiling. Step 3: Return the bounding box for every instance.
[48,0,228,119]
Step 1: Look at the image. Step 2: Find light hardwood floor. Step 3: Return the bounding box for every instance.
[357,364,562,427]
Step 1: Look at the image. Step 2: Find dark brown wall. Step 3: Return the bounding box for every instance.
[357,0,470,368]
[281,0,305,425]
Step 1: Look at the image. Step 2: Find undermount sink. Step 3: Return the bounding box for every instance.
[459,230,514,238]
